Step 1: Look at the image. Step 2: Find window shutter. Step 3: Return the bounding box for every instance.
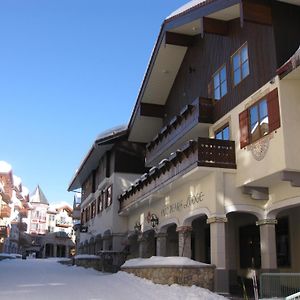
[239,109,250,148]
[267,88,280,132]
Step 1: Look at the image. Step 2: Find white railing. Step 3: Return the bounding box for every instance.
[286,291,300,300]
[260,273,300,299]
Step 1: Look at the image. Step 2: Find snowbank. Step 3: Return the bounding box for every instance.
[122,256,211,268]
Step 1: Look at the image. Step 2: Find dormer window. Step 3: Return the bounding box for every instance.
[213,65,227,100]
[232,43,249,86]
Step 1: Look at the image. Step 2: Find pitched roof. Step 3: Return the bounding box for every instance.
[30,185,49,205]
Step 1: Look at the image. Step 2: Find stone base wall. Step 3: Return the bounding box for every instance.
[121,265,215,290]
[75,258,102,271]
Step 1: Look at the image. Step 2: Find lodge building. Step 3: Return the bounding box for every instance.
[70,0,300,295]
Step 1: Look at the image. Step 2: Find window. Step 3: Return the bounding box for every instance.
[249,99,268,142]
[232,43,249,86]
[106,185,112,207]
[98,193,103,212]
[239,88,280,148]
[215,124,230,140]
[213,65,227,100]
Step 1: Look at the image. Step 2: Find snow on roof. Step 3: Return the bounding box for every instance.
[13,175,22,188]
[122,256,212,268]
[0,161,12,174]
[166,0,207,20]
[21,186,29,197]
[47,205,58,214]
[11,190,22,207]
[96,124,127,141]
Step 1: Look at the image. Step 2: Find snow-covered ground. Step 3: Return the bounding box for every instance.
[0,258,228,300]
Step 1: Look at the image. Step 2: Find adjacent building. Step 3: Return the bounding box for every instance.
[68,125,145,256]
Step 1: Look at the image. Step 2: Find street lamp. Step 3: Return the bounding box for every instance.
[150,214,159,229]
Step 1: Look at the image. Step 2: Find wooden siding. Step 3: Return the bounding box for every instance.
[164,18,277,124]
[271,1,300,68]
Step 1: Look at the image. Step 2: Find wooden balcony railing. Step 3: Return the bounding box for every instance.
[119,137,236,212]
[146,97,214,166]
[0,205,11,218]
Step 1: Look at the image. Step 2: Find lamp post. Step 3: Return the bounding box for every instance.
[150,214,159,229]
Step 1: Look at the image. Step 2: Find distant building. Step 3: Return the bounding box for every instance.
[25,185,75,258]
[0,161,30,254]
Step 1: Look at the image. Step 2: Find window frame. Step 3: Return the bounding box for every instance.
[106,185,113,207]
[212,64,228,100]
[248,98,269,143]
[231,42,250,87]
[215,123,230,140]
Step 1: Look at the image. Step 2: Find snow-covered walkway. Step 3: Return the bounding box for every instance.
[0,258,228,300]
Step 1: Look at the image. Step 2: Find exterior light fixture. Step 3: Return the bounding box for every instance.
[150,214,159,228]
[134,221,141,233]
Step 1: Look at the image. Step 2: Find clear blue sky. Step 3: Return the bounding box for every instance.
[0,0,188,205]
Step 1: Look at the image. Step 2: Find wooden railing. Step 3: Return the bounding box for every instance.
[146,97,214,166]
[119,137,236,212]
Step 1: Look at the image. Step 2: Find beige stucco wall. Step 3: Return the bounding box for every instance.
[279,78,300,171]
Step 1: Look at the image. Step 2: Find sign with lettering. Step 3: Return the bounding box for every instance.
[160,192,204,218]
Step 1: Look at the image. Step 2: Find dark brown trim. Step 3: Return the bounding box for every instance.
[165,31,194,47]
[203,17,229,36]
[242,0,272,26]
[139,103,165,118]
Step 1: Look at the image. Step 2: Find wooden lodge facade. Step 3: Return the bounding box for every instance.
[69,0,300,295]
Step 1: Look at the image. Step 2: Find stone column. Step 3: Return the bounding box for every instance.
[156,232,168,257]
[177,226,192,258]
[207,216,228,294]
[53,244,57,257]
[138,233,148,258]
[66,246,70,258]
[256,219,277,271]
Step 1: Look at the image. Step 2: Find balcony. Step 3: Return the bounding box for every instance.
[119,137,236,212]
[0,205,11,218]
[145,97,214,166]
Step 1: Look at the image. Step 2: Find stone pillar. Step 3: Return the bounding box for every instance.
[207,216,228,294]
[66,246,70,258]
[42,244,47,258]
[156,232,168,256]
[138,233,148,258]
[112,233,126,252]
[53,244,57,257]
[256,219,277,271]
[177,226,192,258]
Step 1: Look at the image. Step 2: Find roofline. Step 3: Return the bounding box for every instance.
[67,129,128,192]
[128,0,240,136]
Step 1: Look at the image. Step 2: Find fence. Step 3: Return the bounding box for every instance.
[260,273,300,299]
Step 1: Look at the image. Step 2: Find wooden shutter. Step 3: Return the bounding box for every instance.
[267,88,280,132]
[239,109,250,148]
